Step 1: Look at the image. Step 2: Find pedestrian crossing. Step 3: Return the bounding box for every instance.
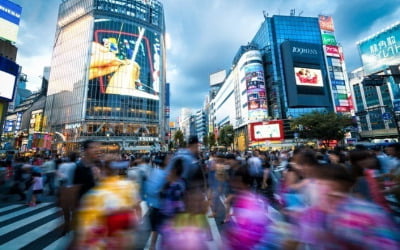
[0,203,64,249]
[0,201,223,250]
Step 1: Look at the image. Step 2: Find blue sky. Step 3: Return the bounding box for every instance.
[11,0,400,121]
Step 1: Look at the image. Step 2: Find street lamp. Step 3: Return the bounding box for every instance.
[106,132,110,153]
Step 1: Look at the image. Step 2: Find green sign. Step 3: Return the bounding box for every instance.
[322,33,337,46]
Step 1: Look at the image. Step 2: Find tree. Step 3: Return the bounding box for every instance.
[218,125,234,147]
[173,130,185,148]
[290,111,353,148]
[208,132,216,148]
[202,134,209,149]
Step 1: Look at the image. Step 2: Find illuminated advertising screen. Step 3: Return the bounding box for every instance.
[243,60,268,121]
[89,19,162,101]
[250,120,284,141]
[358,23,400,75]
[0,0,21,43]
[294,67,324,87]
[325,45,340,57]
[319,15,335,32]
[0,70,16,100]
[0,56,18,101]
[322,33,337,46]
[281,41,331,107]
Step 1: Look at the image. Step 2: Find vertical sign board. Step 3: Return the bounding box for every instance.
[319,15,352,114]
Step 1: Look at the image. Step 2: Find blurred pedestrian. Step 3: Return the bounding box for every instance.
[146,153,169,250]
[73,140,101,200]
[57,152,80,235]
[222,166,270,250]
[29,171,43,206]
[73,154,141,249]
[284,164,400,249]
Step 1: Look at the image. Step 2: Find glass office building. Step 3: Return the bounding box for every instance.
[252,15,333,120]
[44,0,166,152]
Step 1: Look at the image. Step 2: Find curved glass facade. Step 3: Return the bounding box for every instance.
[45,0,166,152]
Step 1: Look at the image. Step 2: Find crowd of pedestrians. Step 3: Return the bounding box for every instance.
[1,138,400,249]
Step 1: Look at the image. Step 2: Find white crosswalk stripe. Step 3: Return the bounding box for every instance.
[0,203,65,249]
[1,217,63,249]
[0,207,60,236]
[0,200,225,249]
[0,204,24,213]
[0,202,51,222]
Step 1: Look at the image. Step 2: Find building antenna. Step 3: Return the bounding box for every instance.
[263,10,268,19]
[298,10,303,16]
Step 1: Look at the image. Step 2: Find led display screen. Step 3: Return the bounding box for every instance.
[89,19,162,100]
[0,70,16,100]
[242,56,268,121]
[294,67,323,87]
[319,15,335,32]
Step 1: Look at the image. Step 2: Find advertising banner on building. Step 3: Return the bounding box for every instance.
[319,15,335,32]
[242,56,268,121]
[358,23,400,75]
[165,82,170,118]
[281,41,331,107]
[0,56,18,101]
[0,0,21,43]
[249,120,284,141]
[89,19,162,101]
[294,67,324,87]
[325,45,340,57]
[322,33,337,46]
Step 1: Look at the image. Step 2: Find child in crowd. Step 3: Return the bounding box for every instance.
[29,171,43,206]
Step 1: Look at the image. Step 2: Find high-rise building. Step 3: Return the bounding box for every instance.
[178,108,192,140]
[0,0,21,145]
[350,22,400,141]
[210,14,345,150]
[195,109,207,142]
[44,0,166,152]
[252,15,334,120]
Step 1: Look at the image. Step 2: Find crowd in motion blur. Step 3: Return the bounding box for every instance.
[1,136,400,249]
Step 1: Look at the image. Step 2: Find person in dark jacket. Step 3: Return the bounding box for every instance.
[73,140,102,199]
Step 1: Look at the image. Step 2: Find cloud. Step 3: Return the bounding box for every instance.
[12,0,400,122]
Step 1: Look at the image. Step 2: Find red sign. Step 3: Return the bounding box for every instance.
[325,45,340,57]
[319,15,335,32]
[336,106,350,112]
[249,120,284,141]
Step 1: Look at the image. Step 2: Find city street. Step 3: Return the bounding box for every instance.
[0,196,225,249]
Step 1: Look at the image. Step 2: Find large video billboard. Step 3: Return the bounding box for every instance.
[294,67,324,87]
[0,56,18,101]
[358,22,400,75]
[89,19,162,101]
[0,0,22,43]
[281,41,331,108]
